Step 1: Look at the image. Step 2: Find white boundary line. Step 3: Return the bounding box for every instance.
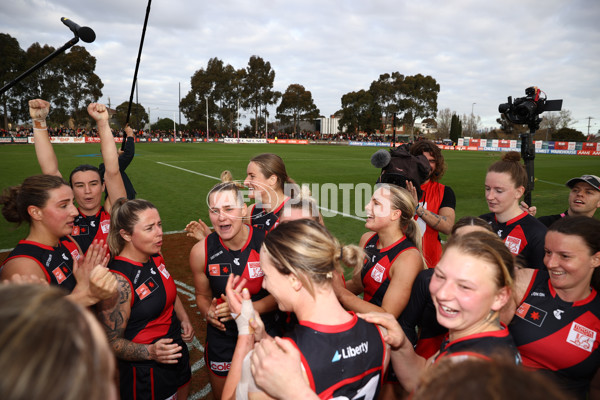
[157,162,367,222]
[536,179,565,187]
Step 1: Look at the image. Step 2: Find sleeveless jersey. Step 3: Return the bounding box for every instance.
[436,324,521,365]
[71,206,111,253]
[109,255,181,343]
[1,238,81,292]
[204,225,273,339]
[399,269,447,359]
[250,197,289,232]
[285,312,386,400]
[415,181,455,268]
[509,270,600,399]
[361,233,417,306]
[480,211,547,269]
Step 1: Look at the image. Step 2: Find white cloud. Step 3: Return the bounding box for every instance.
[1,0,599,132]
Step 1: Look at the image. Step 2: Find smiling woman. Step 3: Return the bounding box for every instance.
[480,151,547,269]
[508,216,600,400]
[29,99,127,254]
[188,178,279,400]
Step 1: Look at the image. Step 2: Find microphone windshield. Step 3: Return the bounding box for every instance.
[78,26,96,43]
[371,149,391,168]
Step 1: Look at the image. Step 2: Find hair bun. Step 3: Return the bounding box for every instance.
[502,151,521,163]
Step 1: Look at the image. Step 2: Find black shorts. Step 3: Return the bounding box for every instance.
[118,342,191,400]
[205,336,236,377]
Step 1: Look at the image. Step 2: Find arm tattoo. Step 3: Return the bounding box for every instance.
[97,275,150,361]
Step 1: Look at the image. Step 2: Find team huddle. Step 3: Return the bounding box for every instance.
[1,100,599,400]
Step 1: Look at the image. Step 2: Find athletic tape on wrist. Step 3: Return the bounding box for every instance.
[234,295,255,335]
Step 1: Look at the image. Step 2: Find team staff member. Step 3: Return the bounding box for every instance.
[0,174,117,306]
[189,179,278,400]
[222,220,389,400]
[97,199,193,400]
[409,139,456,268]
[29,99,127,253]
[480,152,547,269]
[522,174,600,227]
[508,216,600,399]
[244,153,298,231]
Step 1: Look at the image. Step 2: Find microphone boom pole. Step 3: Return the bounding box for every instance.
[0,36,80,96]
[126,0,152,127]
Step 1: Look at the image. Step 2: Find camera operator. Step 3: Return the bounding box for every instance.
[408,139,456,268]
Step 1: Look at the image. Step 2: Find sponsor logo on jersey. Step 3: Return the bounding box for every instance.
[515,302,547,327]
[531,291,546,297]
[46,254,52,267]
[150,267,156,275]
[210,250,224,260]
[100,219,110,234]
[331,341,369,362]
[70,249,80,260]
[233,258,240,266]
[52,262,72,284]
[505,235,522,254]
[158,263,171,279]
[71,225,89,236]
[265,219,271,227]
[210,361,231,372]
[136,277,158,300]
[247,261,264,279]
[497,229,503,236]
[90,220,96,228]
[62,253,69,260]
[371,263,385,283]
[209,263,231,276]
[567,322,596,352]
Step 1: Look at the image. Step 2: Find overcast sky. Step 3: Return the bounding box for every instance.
[2,0,599,134]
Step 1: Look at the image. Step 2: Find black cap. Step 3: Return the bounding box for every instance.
[565,175,600,191]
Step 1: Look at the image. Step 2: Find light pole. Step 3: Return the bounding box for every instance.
[205,94,209,142]
[471,102,476,136]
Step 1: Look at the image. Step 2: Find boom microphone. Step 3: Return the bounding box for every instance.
[61,17,96,43]
[371,149,392,168]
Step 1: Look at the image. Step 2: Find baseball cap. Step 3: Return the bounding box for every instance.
[565,175,600,191]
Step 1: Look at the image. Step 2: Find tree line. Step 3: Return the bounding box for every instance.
[4,32,582,140]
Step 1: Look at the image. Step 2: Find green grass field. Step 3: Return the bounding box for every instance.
[0,142,597,251]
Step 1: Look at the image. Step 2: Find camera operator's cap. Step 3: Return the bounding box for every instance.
[565,175,600,191]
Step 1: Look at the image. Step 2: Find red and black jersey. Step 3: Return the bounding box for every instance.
[109,254,181,344]
[284,312,386,400]
[204,225,268,305]
[509,270,600,399]
[436,324,521,365]
[480,211,547,269]
[203,225,278,376]
[415,181,456,268]
[399,269,447,359]
[71,206,111,253]
[1,237,81,292]
[361,233,417,306]
[249,197,289,232]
